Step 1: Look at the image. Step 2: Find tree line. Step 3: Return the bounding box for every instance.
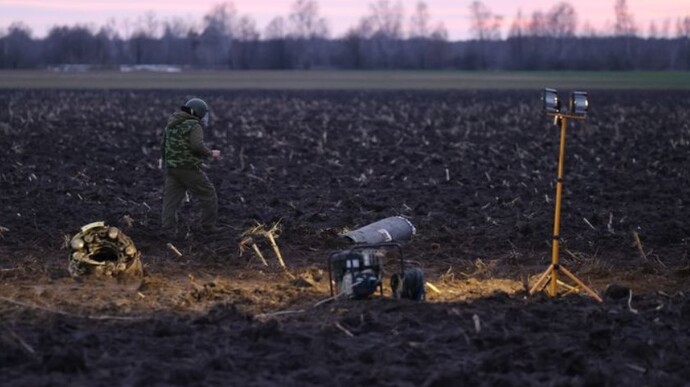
[1,0,689,70]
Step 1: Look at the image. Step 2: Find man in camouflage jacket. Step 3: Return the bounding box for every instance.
[161,98,221,235]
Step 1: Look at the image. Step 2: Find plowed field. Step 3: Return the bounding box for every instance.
[1,89,689,386]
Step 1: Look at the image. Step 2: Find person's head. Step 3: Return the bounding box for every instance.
[182,98,208,120]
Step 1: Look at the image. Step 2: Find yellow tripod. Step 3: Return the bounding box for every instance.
[529,113,602,302]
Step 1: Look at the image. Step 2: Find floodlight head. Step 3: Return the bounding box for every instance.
[569,91,588,116]
[542,88,560,113]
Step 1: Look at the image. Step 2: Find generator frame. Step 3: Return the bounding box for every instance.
[327,242,405,298]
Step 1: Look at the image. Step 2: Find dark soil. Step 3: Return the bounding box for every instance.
[1,89,689,386]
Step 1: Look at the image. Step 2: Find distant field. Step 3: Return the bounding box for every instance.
[0,70,688,90]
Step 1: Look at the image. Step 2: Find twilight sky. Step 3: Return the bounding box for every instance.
[0,0,687,40]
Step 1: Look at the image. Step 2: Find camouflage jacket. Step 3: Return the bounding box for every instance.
[161,111,212,169]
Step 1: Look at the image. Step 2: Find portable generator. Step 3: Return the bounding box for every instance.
[328,243,400,299]
[328,243,423,301]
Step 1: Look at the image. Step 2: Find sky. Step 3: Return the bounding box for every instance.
[0,0,688,40]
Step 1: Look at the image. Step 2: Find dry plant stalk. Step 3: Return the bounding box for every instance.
[265,232,287,270]
[440,266,455,283]
[166,243,183,257]
[472,314,482,333]
[187,274,201,291]
[627,289,639,314]
[632,231,648,261]
[2,327,36,357]
[625,363,646,373]
[425,282,441,294]
[335,322,355,337]
[240,222,293,278]
[313,295,338,307]
[255,309,305,320]
[583,218,596,231]
[250,241,269,266]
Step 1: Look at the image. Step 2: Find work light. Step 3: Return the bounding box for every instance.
[542,88,560,113]
[569,91,588,116]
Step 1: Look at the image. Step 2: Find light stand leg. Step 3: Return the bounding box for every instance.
[530,115,601,302]
[548,117,567,297]
[529,264,553,294]
[560,266,603,302]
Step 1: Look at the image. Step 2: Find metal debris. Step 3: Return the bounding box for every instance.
[342,216,416,244]
[68,221,143,280]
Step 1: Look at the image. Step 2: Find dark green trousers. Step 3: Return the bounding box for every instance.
[161,168,218,231]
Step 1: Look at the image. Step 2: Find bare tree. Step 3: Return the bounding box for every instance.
[507,9,525,69]
[431,23,448,41]
[516,4,575,70]
[363,0,404,68]
[204,2,237,36]
[102,18,120,40]
[581,21,598,37]
[614,0,637,36]
[160,18,194,66]
[367,0,404,38]
[547,2,577,38]
[543,3,578,69]
[136,11,161,38]
[233,15,259,69]
[661,18,672,39]
[265,17,286,40]
[469,1,502,40]
[407,2,448,68]
[1,22,37,68]
[353,16,375,39]
[425,23,449,68]
[1,0,689,71]
[610,0,638,69]
[341,19,374,69]
[263,17,288,69]
[467,1,501,69]
[129,11,163,64]
[164,17,193,39]
[408,1,430,38]
[287,0,330,69]
[508,9,524,38]
[200,2,237,67]
[648,21,659,39]
[44,25,101,65]
[94,24,118,65]
[677,16,690,70]
[288,0,329,39]
[236,16,259,41]
[407,1,429,68]
[528,11,547,37]
[119,18,134,40]
[520,11,549,68]
[677,16,690,38]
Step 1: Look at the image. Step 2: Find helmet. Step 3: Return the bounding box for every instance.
[183,98,208,119]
